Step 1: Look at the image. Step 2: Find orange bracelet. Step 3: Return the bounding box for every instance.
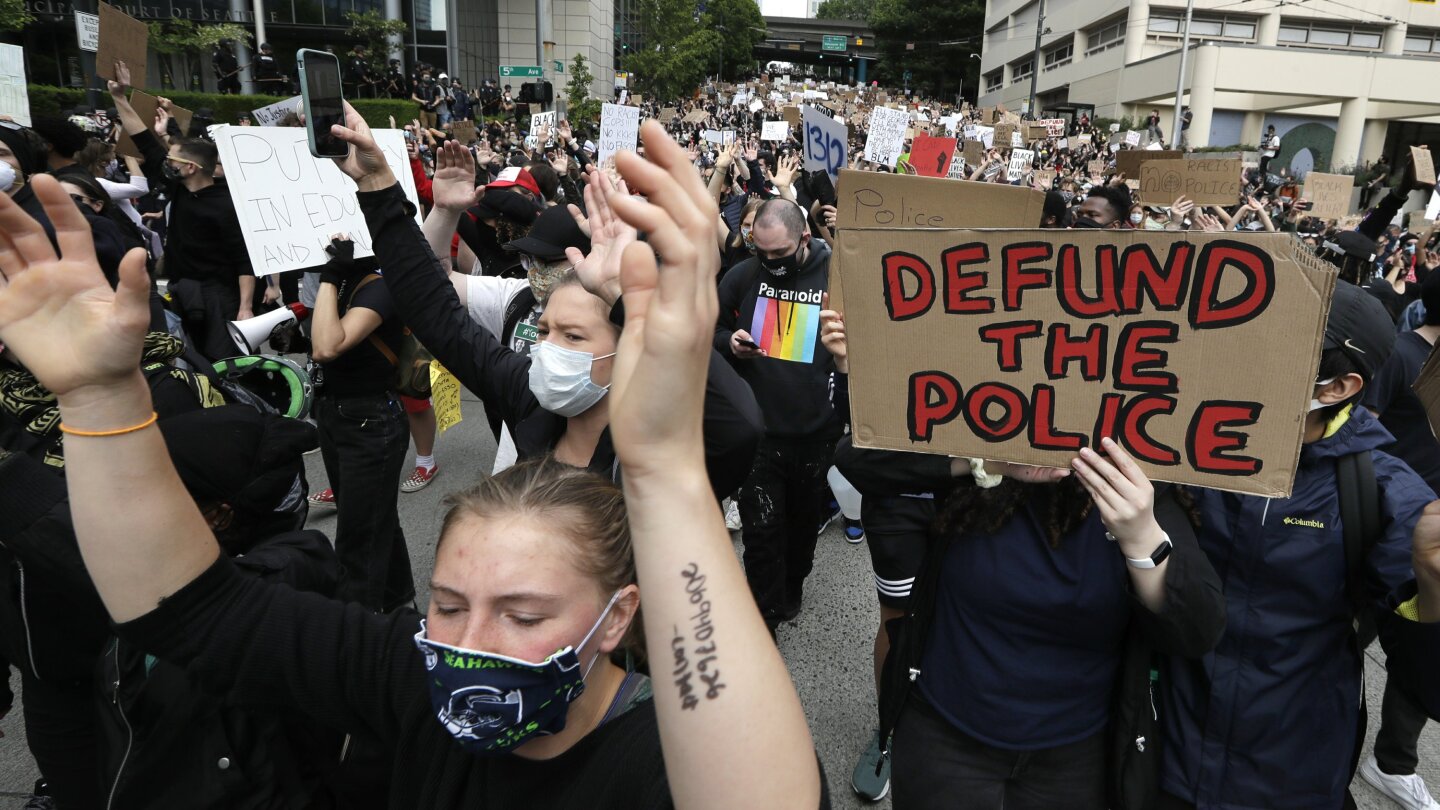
[59,411,159,438]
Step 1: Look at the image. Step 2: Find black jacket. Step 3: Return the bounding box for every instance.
[130,129,253,284]
[835,441,1226,810]
[357,183,763,499]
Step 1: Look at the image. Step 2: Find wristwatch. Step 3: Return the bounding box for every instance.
[1107,531,1173,570]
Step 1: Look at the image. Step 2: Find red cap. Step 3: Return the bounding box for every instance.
[488,166,542,198]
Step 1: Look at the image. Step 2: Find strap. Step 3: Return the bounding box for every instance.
[346,273,400,369]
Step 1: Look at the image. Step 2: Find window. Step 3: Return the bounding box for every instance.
[1043,42,1073,70]
[1149,12,1258,42]
[1086,17,1126,55]
[1276,20,1385,50]
[1406,28,1440,54]
[1011,58,1033,82]
[985,70,1004,92]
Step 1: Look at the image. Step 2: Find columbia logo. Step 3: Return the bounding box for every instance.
[1283,517,1325,529]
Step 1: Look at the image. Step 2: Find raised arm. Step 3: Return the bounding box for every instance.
[604,119,821,810]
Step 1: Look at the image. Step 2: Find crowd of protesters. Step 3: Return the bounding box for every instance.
[1,53,1440,810]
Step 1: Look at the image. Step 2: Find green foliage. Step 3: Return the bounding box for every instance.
[145,21,252,90]
[702,0,765,82]
[0,0,35,32]
[564,54,604,129]
[868,0,983,99]
[345,10,408,79]
[28,85,415,130]
[622,0,723,99]
[815,0,872,22]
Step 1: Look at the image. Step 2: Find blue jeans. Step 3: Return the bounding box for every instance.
[437,106,453,126]
[316,392,414,612]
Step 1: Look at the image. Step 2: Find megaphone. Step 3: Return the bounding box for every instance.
[229,303,310,354]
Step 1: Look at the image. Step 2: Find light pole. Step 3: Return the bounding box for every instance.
[1026,0,1046,119]
[716,24,727,82]
[1171,0,1196,150]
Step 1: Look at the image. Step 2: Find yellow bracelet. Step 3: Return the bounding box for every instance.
[59,411,158,438]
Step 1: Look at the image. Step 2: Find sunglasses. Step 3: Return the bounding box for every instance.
[69,193,101,207]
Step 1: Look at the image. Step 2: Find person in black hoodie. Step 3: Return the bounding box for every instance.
[715,197,840,631]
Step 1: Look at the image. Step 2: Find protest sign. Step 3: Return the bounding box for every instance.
[0,44,29,126]
[963,139,985,166]
[597,102,641,166]
[683,109,708,124]
[979,108,995,125]
[761,121,789,142]
[802,104,848,180]
[909,135,957,178]
[974,126,995,149]
[1007,148,1035,182]
[722,130,736,146]
[1304,171,1353,220]
[530,110,558,133]
[97,3,148,88]
[1428,190,1440,222]
[749,99,763,113]
[703,129,724,144]
[1041,118,1066,138]
[1025,124,1048,142]
[430,361,464,435]
[659,107,678,123]
[1138,159,1242,205]
[451,119,478,144]
[994,123,1018,148]
[1413,146,1436,187]
[1035,168,1056,189]
[213,127,421,276]
[252,95,301,126]
[864,105,910,168]
[1116,149,1180,180]
[1078,133,1092,144]
[947,152,966,180]
[1413,342,1440,441]
[75,11,100,52]
[782,105,802,126]
[1088,159,1106,176]
[1124,131,1141,147]
[835,226,1335,497]
[1010,131,1024,149]
[1057,138,1069,151]
[1110,123,1122,133]
[117,91,193,159]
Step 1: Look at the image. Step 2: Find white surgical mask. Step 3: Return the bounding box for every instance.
[0,161,15,193]
[1309,377,1336,412]
[528,341,615,417]
[1129,212,1144,225]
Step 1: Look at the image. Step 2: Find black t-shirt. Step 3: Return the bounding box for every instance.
[1365,279,1416,323]
[321,274,404,397]
[1364,329,1440,495]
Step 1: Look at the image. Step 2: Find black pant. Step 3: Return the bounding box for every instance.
[170,277,241,362]
[1375,676,1429,775]
[316,392,414,612]
[891,696,1106,810]
[1360,185,1379,211]
[738,436,833,625]
[21,670,101,810]
[218,74,241,95]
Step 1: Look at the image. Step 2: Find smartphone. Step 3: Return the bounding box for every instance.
[810,171,838,208]
[297,48,346,159]
[737,338,762,350]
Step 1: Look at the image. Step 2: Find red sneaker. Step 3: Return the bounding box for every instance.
[401,465,439,493]
[308,488,336,509]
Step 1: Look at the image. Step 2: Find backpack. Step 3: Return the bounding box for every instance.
[349,274,434,398]
[1336,450,1381,646]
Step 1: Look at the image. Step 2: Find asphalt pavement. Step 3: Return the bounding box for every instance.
[0,392,1436,808]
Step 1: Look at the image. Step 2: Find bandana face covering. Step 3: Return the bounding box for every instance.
[413,592,621,755]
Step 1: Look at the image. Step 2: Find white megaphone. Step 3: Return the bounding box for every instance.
[229,303,310,354]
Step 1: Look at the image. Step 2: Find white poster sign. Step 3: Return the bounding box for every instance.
[749,98,763,113]
[703,129,724,144]
[0,44,30,127]
[530,110,558,132]
[213,127,421,276]
[1007,148,1035,182]
[802,104,847,180]
[597,102,641,166]
[864,105,909,168]
[974,125,994,149]
[761,121,789,142]
[1125,130,1141,146]
[251,95,302,127]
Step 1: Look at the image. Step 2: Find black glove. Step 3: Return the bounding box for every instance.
[320,238,357,288]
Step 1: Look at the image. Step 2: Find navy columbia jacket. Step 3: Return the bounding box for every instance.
[1160,408,1434,809]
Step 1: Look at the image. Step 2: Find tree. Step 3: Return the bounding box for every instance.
[145,21,250,90]
[815,0,872,22]
[702,0,765,82]
[345,10,408,80]
[565,53,604,130]
[0,0,34,33]
[868,0,983,101]
[623,0,723,100]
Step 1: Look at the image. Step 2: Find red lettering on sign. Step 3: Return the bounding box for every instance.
[1029,384,1086,450]
[1119,395,1181,465]
[1186,401,1263,475]
[1120,242,1192,313]
[941,243,995,314]
[1045,323,1108,381]
[1001,243,1054,311]
[979,320,1043,371]
[1057,243,1121,318]
[1114,321,1179,392]
[1190,241,1274,329]
[963,383,1027,441]
[882,252,935,321]
[907,371,961,442]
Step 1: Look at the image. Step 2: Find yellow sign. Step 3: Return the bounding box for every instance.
[430,361,464,435]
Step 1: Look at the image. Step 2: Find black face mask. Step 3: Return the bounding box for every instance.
[1070,216,1104,229]
[759,242,803,277]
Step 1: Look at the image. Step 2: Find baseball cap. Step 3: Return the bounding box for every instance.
[487,166,542,197]
[474,186,541,224]
[583,140,596,155]
[504,204,591,260]
[1322,281,1395,380]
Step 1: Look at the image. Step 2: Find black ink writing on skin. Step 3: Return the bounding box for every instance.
[673,563,728,705]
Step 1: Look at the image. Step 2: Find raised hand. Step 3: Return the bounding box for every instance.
[328,100,396,191]
[0,176,150,397]
[773,154,800,189]
[152,107,170,139]
[109,60,131,95]
[550,150,570,176]
[568,168,634,306]
[1171,195,1195,219]
[818,292,846,373]
[431,140,484,211]
[603,120,722,474]
[1071,437,1163,557]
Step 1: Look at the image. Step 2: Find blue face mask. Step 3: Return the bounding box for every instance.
[413,591,621,755]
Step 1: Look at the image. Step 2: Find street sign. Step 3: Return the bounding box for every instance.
[500,65,543,78]
[822,35,847,52]
[552,60,564,73]
[75,11,99,53]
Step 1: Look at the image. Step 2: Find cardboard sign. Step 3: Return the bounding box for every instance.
[782,105,802,126]
[994,123,1018,148]
[97,3,148,88]
[659,107,678,123]
[1078,133,1092,144]
[0,44,29,127]
[1138,159,1242,205]
[802,104,847,180]
[865,105,910,168]
[1117,149,1181,180]
[430,361,464,436]
[1025,124,1048,142]
[761,120,789,142]
[1413,146,1436,187]
[1035,168,1056,189]
[836,227,1335,497]
[1041,118,1066,138]
[1088,159,1107,176]
[117,91,193,159]
[451,119,478,144]
[1007,148,1035,182]
[1304,171,1353,220]
[213,127,421,276]
[909,135,957,178]
[963,139,985,166]
[597,102,641,166]
[251,95,301,127]
[682,109,708,124]
[1412,341,1440,441]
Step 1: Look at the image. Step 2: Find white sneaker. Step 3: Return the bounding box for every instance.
[1361,754,1440,810]
[724,499,742,531]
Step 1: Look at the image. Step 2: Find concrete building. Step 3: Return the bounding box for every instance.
[978,0,1440,172]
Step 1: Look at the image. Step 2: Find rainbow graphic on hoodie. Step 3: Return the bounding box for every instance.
[749,285,820,363]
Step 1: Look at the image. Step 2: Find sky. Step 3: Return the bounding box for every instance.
[759,0,809,18]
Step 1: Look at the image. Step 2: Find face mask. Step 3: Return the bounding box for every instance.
[105,158,119,176]
[1129,212,1144,225]
[522,256,572,300]
[414,591,622,755]
[528,341,615,417]
[1070,216,1103,229]
[759,240,804,277]
[740,226,754,250]
[0,161,14,193]
[162,161,184,182]
[1309,377,1336,412]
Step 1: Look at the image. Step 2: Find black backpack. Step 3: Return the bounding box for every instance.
[1336,450,1381,647]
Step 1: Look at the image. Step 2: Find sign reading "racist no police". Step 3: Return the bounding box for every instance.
[838,215,1336,497]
